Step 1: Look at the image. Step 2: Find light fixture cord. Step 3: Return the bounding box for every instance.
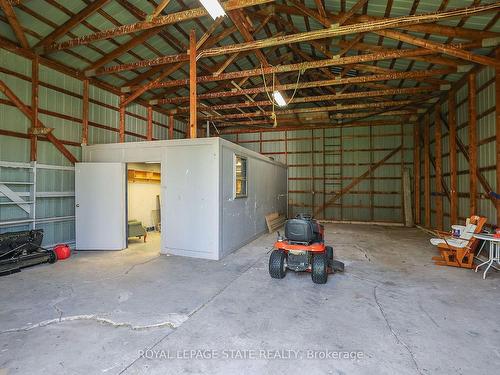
[261,64,276,106]
[286,68,303,105]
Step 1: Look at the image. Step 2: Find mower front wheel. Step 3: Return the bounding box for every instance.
[269,250,287,279]
[312,252,328,284]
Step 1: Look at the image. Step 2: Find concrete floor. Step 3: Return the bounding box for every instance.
[1,225,499,375]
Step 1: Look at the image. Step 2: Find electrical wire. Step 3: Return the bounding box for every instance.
[260,63,304,127]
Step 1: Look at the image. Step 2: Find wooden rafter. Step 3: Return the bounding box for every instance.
[149,0,171,20]
[0,0,29,48]
[41,0,274,52]
[33,0,110,51]
[108,41,469,81]
[337,0,369,26]
[152,68,452,105]
[175,87,439,113]
[375,29,500,68]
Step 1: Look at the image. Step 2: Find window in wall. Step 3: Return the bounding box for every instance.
[234,155,248,198]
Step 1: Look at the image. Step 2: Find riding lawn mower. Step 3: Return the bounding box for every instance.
[269,214,344,284]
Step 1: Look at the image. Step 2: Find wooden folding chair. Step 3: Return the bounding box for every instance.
[432,216,487,269]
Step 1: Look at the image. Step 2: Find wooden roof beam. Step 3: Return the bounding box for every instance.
[151,68,453,105]
[314,0,326,18]
[256,5,500,41]
[125,46,468,90]
[375,29,500,67]
[120,16,224,106]
[219,119,407,132]
[197,3,500,59]
[85,27,163,75]
[216,110,414,126]
[174,86,441,112]
[33,0,110,51]
[42,0,274,52]
[204,99,421,120]
[337,0,369,26]
[288,0,331,27]
[0,0,29,48]
[85,1,498,77]
[148,0,172,20]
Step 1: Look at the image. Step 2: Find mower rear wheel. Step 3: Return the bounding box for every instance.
[269,250,287,279]
[312,252,328,284]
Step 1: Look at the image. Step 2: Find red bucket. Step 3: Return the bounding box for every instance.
[54,244,71,260]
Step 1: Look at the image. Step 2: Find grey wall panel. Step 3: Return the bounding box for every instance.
[220,140,287,258]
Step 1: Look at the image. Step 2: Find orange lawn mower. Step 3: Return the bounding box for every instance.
[269,214,344,284]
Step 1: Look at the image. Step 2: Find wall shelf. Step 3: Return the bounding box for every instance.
[128,169,161,183]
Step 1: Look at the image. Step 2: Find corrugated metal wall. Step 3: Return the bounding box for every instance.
[0,47,187,246]
[223,122,413,224]
[418,66,497,228]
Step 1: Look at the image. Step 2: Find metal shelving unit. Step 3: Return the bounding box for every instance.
[0,161,75,234]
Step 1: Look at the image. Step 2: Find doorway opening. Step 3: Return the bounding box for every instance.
[126,163,161,251]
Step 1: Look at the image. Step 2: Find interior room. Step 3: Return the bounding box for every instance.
[127,162,161,247]
[0,1,499,374]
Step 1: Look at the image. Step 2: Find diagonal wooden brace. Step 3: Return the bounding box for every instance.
[0,79,78,164]
[314,145,403,217]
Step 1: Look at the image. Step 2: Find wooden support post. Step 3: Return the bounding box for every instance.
[434,104,443,230]
[189,29,197,139]
[168,113,174,140]
[413,122,420,224]
[496,48,500,225]
[30,55,39,161]
[119,95,125,143]
[424,113,431,227]
[82,79,89,145]
[147,106,153,141]
[468,73,477,215]
[449,89,458,224]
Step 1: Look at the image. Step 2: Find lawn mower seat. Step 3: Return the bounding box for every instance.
[285,215,322,244]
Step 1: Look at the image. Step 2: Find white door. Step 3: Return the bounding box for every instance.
[75,163,126,250]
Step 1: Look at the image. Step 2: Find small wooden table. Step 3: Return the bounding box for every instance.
[473,234,500,279]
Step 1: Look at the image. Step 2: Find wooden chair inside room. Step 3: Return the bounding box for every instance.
[430,216,487,269]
